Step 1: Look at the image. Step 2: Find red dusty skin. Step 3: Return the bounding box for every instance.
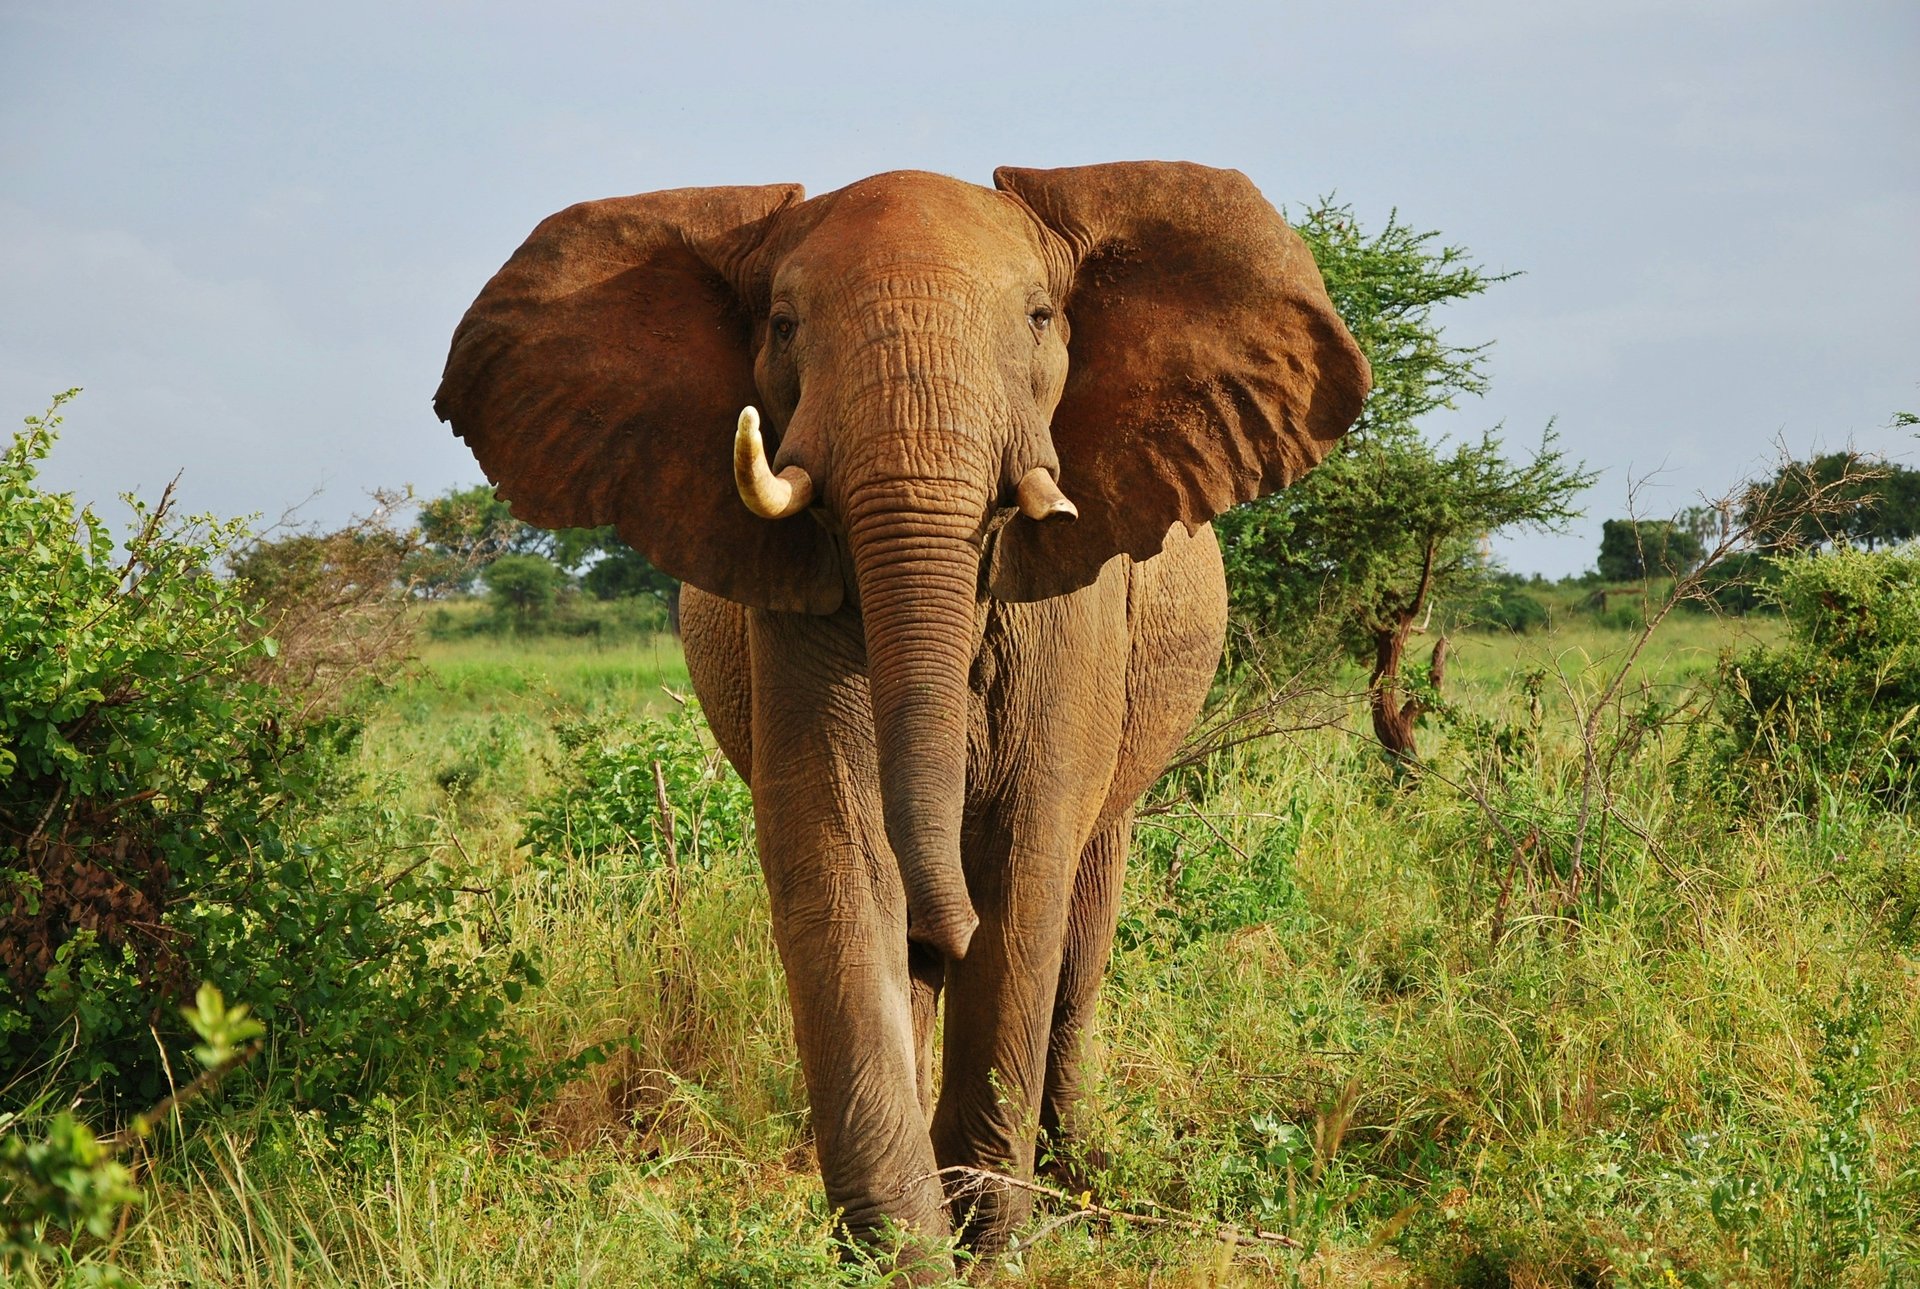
[844,480,984,962]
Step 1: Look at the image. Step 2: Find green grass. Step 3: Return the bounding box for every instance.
[355,630,690,827]
[401,630,690,715]
[68,612,1919,1287]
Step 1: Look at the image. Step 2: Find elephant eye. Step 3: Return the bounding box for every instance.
[1028,306,1053,334]
[771,315,797,343]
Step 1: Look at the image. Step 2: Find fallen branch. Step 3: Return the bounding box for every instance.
[926,1164,1304,1250]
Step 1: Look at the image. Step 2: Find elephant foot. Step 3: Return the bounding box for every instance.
[941,1169,1035,1270]
[834,1218,957,1286]
[1035,1132,1110,1197]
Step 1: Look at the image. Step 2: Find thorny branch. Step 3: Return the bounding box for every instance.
[1160,448,1880,947]
[1447,450,1881,935]
[925,1164,1305,1250]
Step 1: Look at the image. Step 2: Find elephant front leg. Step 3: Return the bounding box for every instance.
[929,589,1129,1260]
[930,808,1090,1260]
[748,612,950,1272]
[1039,808,1133,1190]
[929,826,1067,1260]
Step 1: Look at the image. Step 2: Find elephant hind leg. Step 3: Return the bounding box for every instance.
[1038,808,1133,1190]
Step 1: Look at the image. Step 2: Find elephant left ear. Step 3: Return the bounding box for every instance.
[987,161,1371,601]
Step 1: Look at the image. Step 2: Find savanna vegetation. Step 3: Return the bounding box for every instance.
[6,219,1918,1282]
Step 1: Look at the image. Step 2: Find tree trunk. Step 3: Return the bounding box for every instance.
[1369,618,1448,761]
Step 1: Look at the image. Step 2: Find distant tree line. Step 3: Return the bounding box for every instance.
[1586,451,1920,614]
[414,484,677,633]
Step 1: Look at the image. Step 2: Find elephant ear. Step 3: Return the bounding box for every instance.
[987,161,1371,601]
[434,184,843,614]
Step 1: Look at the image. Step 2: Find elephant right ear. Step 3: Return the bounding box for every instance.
[987,162,1371,602]
[434,184,844,614]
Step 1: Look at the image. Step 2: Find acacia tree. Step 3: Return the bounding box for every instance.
[1216,202,1591,759]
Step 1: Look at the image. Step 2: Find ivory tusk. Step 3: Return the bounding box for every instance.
[734,406,814,520]
[1016,467,1078,522]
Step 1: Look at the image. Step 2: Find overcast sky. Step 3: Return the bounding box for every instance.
[2,1,1914,576]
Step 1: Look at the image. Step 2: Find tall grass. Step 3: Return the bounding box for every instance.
[83,618,1918,1287]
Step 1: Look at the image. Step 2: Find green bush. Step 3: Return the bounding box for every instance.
[1461,582,1550,634]
[519,706,752,874]
[0,396,531,1118]
[1714,547,1920,808]
[1117,805,1311,960]
[0,1106,139,1278]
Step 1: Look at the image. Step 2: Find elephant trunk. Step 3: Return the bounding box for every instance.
[845,479,984,962]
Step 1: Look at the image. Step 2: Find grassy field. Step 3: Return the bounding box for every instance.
[98,608,1918,1286]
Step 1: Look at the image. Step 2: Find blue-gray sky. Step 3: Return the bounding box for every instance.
[3,1,1915,575]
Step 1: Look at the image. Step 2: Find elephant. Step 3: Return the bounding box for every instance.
[435,161,1369,1276]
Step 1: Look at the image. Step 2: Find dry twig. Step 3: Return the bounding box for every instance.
[927,1164,1304,1250]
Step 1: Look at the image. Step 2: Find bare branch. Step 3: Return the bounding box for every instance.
[924,1164,1304,1251]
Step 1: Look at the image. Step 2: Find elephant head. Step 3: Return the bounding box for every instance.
[435,163,1369,962]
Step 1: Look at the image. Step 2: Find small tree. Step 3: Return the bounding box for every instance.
[483,551,564,628]
[576,536,678,605]
[416,483,545,567]
[415,483,581,595]
[416,484,678,611]
[1217,202,1591,759]
[1595,518,1706,581]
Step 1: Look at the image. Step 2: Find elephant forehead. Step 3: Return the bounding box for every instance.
[782,172,1045,285]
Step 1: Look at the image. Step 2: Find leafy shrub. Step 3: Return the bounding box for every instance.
[0,1105,139,1283]
[0,396,530,1118]
[520,705,752,873]
[1117,806,1310,959]
[1,984,266,1283]
[1462,582,1550,634]
[1713,547,1920,808]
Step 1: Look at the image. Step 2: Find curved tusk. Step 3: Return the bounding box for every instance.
[734,406,814,520]
[1016,467,1078,522]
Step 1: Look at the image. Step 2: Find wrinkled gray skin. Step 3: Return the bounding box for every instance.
[436,164,1367,1279]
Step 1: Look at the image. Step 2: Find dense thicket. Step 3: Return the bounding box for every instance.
[0,396,528,1119]
[1714,546,1920,809]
